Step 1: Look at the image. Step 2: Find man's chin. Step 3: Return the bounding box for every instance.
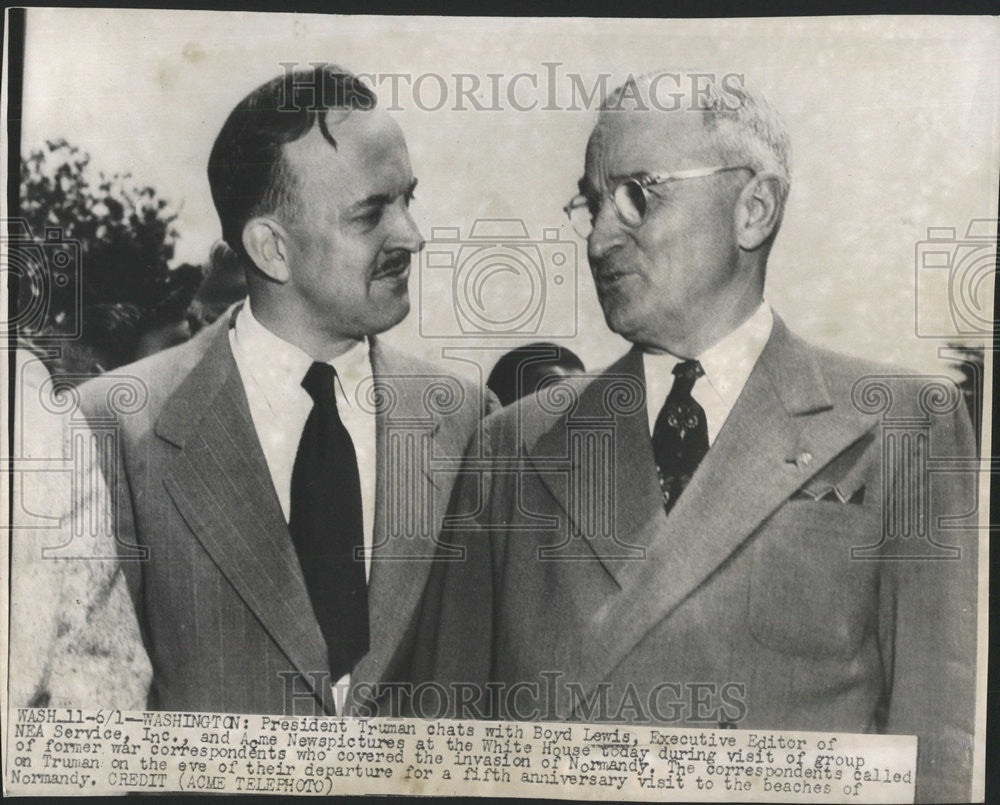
[392,297,411,327]
[366,296,411,337]
[601,300,641,344]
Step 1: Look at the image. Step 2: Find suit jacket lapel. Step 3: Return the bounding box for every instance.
[526,349,668,585]
[156,318,335,714]
[349,340,454,700]
[535,318,879,715]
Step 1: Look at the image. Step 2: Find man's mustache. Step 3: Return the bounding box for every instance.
[373,250,412,278]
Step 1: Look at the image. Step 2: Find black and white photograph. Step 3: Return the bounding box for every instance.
[2,8,995,803]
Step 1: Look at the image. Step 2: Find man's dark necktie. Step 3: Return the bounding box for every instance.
[289,362,369,681]
[651,359,709,515]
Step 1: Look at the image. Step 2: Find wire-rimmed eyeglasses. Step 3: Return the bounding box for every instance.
[563,165,754,239]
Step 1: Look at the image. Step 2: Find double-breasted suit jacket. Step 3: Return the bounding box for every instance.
[415,316,978,803]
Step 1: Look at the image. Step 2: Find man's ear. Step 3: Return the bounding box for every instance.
[242,217,291,283]
[735,173,784,251]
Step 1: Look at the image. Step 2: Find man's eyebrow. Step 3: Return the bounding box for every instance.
[347,177,418,212]
[578,176,597,195]
[608,170,648,183]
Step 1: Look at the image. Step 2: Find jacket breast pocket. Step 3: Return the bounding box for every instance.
[747,500,880,660]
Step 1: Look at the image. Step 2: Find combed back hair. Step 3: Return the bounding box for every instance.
[207,64,377,265]
[601,71,792,204]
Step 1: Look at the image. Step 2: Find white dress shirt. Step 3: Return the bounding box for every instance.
[643,303,774,446]
[229,301,376,709]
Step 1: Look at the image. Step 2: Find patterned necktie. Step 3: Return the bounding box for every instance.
[651,359,709,515]
[288,362,369,682]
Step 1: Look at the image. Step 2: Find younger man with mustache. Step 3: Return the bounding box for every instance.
[78,65,494,716]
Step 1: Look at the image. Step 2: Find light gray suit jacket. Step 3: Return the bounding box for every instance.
[415,316,979,803]
[78,310,495,716]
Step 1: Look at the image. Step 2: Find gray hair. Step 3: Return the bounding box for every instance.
[601,71,792,203]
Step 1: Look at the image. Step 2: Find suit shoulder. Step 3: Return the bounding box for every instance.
[389,351,476,387]
[794,335,963,412]
[375,344,485,397]
[811,344,900,387]
[76,333,208,423]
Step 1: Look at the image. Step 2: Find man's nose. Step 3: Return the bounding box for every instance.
[389,203,425,253]
[587,202,627,262]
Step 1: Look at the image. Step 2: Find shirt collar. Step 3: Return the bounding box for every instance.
[695,302,773,411]
[642,301,773,403]
[233,300,371,410]
[328,332,373,411]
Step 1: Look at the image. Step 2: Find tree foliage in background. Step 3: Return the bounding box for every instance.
[19,138,200,338]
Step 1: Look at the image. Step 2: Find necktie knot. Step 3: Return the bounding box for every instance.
[301,362,338,408]
[669,359,704,399]
[672,359,704,381]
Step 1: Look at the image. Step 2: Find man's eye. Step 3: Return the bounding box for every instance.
[356,208,384,227]
[585,195,601,218]
[404,189,416,206]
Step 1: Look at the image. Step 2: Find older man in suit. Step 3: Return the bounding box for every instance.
[415,73,979,803]
[77,65,493,717]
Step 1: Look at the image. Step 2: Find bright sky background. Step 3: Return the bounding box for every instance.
[18,10,1000,378]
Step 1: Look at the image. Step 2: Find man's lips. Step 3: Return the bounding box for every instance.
[593,268,635,288]
[373,255,411,279]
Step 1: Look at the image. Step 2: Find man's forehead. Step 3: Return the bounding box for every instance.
[586,108,713,179]
[283,109,411,195]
